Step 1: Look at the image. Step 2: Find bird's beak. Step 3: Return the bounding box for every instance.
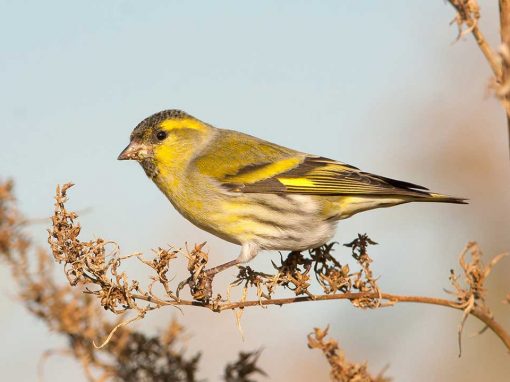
[117,141,150,161]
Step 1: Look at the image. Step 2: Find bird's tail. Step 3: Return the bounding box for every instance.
[334,192,467,220]
[412,192,468,204]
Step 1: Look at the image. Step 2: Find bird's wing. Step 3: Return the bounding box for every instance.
[194,130,432,198]
[223,156,432,197]
[193,129,303,183]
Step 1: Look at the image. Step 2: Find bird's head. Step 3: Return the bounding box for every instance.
[118,109,212,178]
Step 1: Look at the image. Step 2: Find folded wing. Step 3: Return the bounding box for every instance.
[194,130,465,202]
[222,155,438,198]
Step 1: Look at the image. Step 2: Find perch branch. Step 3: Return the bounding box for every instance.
[123,290,510,352]
[48,183,510,355]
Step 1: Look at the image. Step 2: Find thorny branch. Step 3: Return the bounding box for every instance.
[0,180,264,382]
[48,183,510,355]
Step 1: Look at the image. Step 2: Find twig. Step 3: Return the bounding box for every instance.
[447,0,510,155]
[47,183,510,358]
[93,312,147,349]
[500,0,510,153]
[448,0,502,78]
[123,291,510,352]
[2,180,267,381]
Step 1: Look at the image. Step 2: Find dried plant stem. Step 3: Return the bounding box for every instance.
[467,19,502,78]
[1,180,266,381]
[448,0,502,78]
[500,0,510,150]
[471,26,502,79]
[48,183,510,359]
[448,0,510,154]
[127,291,510,352]
[93,312,146,349]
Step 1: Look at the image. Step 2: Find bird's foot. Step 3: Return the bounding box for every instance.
[176,260,240,303]
[176,271,214,303]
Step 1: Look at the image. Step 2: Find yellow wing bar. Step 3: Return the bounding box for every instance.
[224,156,435,198]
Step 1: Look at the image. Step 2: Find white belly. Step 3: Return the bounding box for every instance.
[219,194,338,251]
[255,218,337,251]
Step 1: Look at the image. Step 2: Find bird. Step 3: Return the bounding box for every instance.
[118,109,466,277]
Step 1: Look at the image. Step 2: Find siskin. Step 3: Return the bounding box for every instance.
[118,110,465,274]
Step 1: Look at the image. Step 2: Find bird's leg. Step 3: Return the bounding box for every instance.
[204,259,240,277]
[176,243,259,302]
[176,260,239,302]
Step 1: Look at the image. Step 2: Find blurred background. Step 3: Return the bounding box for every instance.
[1,1,509,381]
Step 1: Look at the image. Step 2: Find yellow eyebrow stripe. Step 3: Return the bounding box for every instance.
[160,118,205,131]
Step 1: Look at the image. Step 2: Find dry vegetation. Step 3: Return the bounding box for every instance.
[2,179,407,381]
[7,178,492,380]
[2,169,503,381]
[0,181,266,382]
[46,183,510,357]
[448,0,510,147]
[1,1,510,381]
[307,327,390,382]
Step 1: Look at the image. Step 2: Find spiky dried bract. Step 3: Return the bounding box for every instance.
[448,241,507,313]
[139,247,180,301]
[229,238,382,308]
[49,183,385,313]
[447,242,508,354]
[0,180,203,381]
[45,183,510,356]
[311,243,351,294]
[48,183,186,315]
[271,251,314,297]
[223,350,267,382]
[307,327,391,382]
[181,242,213,302]
[49,184,141,313]
[446,0,503,89]
[447,0,510,153]
[449,0,480,40]
[343,235,383,308]
[230,266,274,300]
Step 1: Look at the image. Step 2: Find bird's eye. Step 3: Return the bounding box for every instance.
[156,130,167,141]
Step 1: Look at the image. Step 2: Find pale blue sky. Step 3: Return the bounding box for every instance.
[1,1,509,381]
